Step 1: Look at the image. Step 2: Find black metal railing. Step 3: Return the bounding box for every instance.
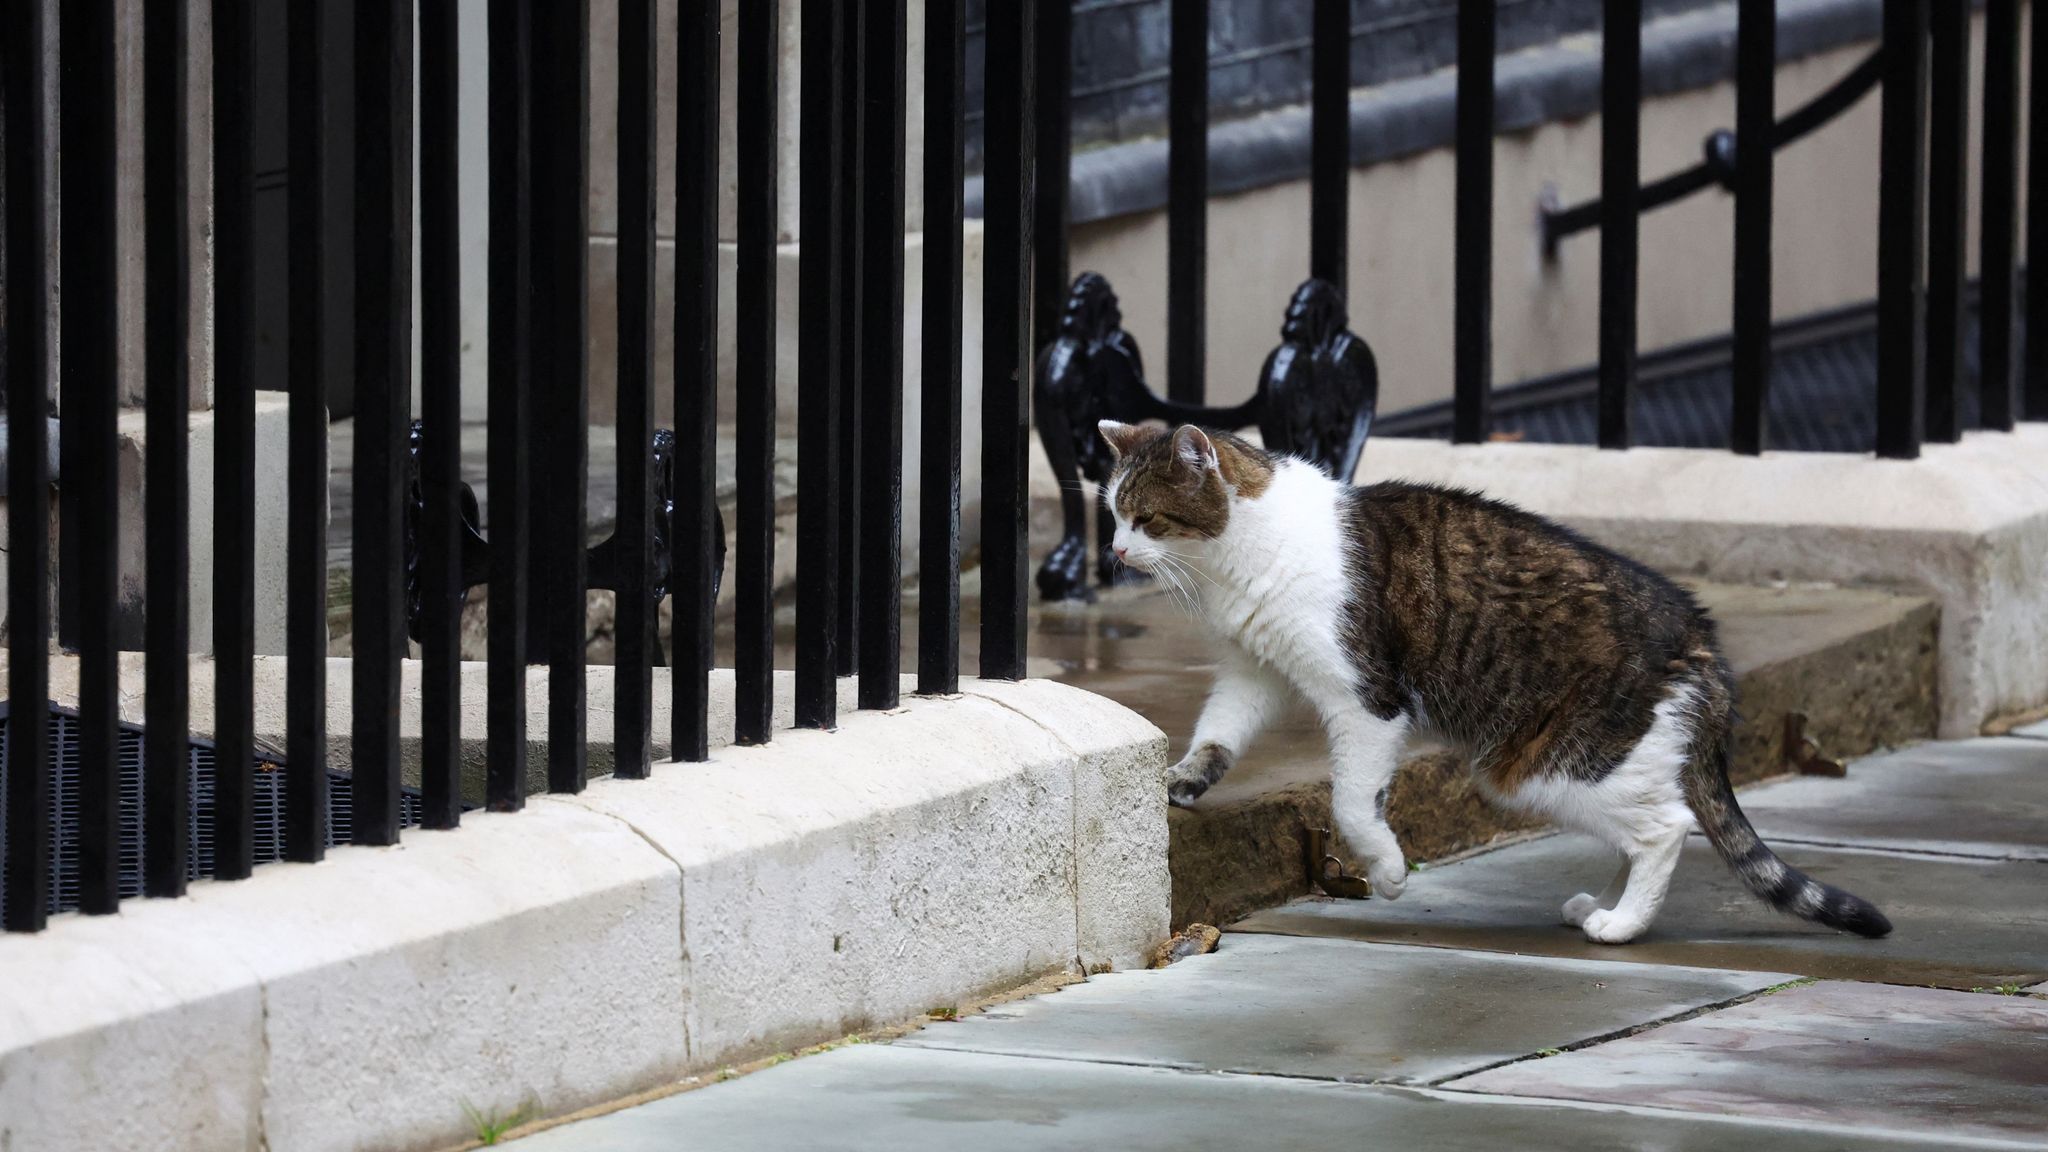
[7,0,2047,933]
[0,0,1027,933]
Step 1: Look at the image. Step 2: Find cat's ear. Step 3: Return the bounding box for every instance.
[1173,425,1219,476]
[1098,419,1149,461]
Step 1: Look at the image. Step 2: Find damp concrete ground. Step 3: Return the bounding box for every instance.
[516,734,2048,1151]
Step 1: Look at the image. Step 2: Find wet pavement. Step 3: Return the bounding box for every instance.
[519,735,2048,1151]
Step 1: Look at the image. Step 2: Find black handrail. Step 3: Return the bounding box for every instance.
[1540,47,1885,258]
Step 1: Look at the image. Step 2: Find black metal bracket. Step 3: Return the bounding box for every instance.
[1540,47,1884,258]
[1031,272,1378,602]
[401,421,723,645]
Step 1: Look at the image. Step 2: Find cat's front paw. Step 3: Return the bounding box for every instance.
[1367,857,1409,901]
[1166,773,1211,809]
[1580,908,1647,944]
[1561,893,1600,927]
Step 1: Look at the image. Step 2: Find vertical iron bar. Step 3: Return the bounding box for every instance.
[836,0,866,680]
[1924,0,1966,443]
[1981,0,2020,431]
[145,0,193,894]
[1597,0,1641,450]
[1033,0,1072,355]
[920,0,965,697]
[616,0,657,773]
[420,0,463,819]
[859,0,907,711]
[1452,0,1494,444]
[734,0,780,744]
[1730,0,1775,455]
[3,0,51,931]
[63,0,120,915]
[215,0,259,874]
[535,0,590,790]
[353,0,412,842]
[1166,0,1206,404]
[981,0,1038,680]
[797,0,846,728]
[2031,0,2048,420]
[287,0,331,854]
[488,0,534,804]
[1876,0,1929,458]
[1311,0,1349,292]
[674,0,720,760]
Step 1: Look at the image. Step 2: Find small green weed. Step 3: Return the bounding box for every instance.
[1761,978,1817,996]
[1533,1048,1562,1058]
[461,1100,535,1146]
[1971,983,2026,996]
[927,1005,960,1022]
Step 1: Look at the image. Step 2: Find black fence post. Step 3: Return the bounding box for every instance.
[535,0,590,788]
[1453,0,1494,445]
[1729,0,1774,456]
[353,0,412,843]
[488,0,534,805]
[59,0,121,914]
[836,1,866,680]
[920,0,966,697]
[1924,0,1967,444]
[674,0,721,759]
[859,0,908,711]
[2024,0,2048,421]
[145,0,195,894]
[1876,0,1929,459]
[419,0,464,819]
[1034,0,1073,357]
[797,0,847,729]
[287,0,332,853]
[1167,0,1207,405]
[616,0,657,775]
[981,0,1038,681]
[734,0,780,744]
[217,0,261,871]
[3,0,52,932]
[1597,0,1641,450]
[1311,0,1348,294]
[1980,0,2021,432]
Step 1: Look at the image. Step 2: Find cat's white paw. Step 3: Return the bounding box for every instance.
[1561,893,1600,927]
[1580,908,1646,944]
[1368,858,1409,901]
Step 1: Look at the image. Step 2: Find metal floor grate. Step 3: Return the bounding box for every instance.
[1380,291,2020,452]
[0,702,429,918]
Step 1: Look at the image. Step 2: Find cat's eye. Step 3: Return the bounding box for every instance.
[1131,513,1155,529]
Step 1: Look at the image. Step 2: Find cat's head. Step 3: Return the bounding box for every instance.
[1097,421,1273,572]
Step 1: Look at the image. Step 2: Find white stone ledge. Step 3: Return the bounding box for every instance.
[0,679,1169,1152]
[1354,427,2048,736]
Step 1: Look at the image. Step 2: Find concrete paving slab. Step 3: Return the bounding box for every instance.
[1737,739,2048,860]
[2014,718,2048,740]
[510,1043,2015,1152]
[899,935,1786,1085]
[1234,837,2048,989]
[1453,981,2048,1147]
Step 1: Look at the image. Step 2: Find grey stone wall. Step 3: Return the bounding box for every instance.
[964,0,1724,167]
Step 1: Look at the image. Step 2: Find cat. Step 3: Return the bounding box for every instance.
[1097,419,1892,945]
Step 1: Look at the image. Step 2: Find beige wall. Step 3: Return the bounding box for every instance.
[1069,12,2025,416]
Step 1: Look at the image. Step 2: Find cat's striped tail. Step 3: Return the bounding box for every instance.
[1682,738,1892,939]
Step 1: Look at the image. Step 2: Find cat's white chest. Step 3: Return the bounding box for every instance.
[1199,464,1359,705]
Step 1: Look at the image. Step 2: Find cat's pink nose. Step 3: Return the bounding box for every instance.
[1114,546,1128,560]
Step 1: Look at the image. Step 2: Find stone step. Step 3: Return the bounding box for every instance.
[1049,580,1938,931]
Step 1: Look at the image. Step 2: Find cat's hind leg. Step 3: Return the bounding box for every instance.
[1571,691,1700,945]
[1562,857,1629,927]
[1169,648,1293,807]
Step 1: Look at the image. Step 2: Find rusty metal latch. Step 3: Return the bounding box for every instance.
[1305,827,1374,900]
[1783,712,1845,778]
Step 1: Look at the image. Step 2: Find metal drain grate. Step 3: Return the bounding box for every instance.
[0,701,430,918]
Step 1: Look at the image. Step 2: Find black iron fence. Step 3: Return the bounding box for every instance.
[3,0,2043,932]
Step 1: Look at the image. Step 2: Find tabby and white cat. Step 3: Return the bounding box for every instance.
[1099,420,1891,945]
